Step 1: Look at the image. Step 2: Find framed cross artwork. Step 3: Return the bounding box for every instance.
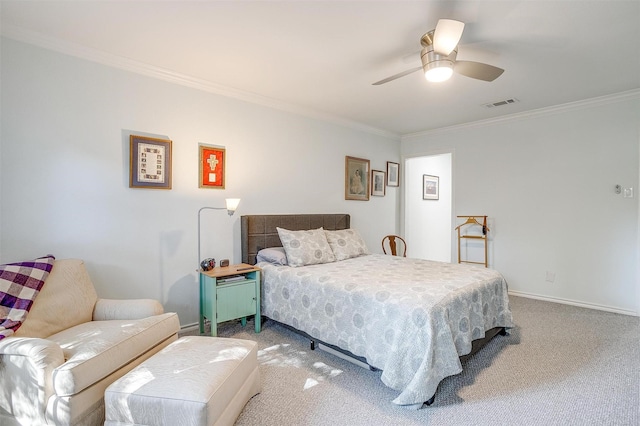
[199,144,226,189]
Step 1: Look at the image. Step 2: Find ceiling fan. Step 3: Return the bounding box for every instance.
[373,19,504,85]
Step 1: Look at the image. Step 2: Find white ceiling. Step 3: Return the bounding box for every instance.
[2,1,639,137]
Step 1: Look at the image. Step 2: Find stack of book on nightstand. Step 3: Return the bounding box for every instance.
[217,275,246,285]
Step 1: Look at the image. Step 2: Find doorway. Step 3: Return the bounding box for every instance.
[403,152,453,262]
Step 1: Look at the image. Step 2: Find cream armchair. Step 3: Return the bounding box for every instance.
[0,259,180,426]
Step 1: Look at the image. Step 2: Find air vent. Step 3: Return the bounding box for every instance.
[483,98,519,108]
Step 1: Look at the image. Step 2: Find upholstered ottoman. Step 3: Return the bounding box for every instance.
[104,336,261,426]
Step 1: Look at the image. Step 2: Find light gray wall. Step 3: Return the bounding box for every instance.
[402,94,640,315]
[2,37,638,322]
[0,38,400,326]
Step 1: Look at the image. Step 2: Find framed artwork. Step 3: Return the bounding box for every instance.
[371,170,386,196]
[423,174,439,200]
[387,161,399,187]
[199,144,226,189]
[345,156,370,201]
[129,135,172,189]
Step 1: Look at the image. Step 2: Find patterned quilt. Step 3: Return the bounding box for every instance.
[0,255,55,340]
[259,253,513,406]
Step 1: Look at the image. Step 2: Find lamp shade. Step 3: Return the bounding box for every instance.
[433,19,465,56]
[225,198,241,215]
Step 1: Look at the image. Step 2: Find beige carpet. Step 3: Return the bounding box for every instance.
[189,296,639,426]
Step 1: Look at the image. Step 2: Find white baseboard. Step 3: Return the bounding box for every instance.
[508,290,638,317]
[179,323,201,335]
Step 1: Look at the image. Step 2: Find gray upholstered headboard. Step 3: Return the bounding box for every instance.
[241,214,350,264]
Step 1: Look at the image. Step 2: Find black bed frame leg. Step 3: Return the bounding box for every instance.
[425,395,435,406]
[310,340,316,350]
[499,327,508,336]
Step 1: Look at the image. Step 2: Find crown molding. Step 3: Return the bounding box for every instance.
[1,25,400,141]
[7,24,635,143]
[402,88,640,140]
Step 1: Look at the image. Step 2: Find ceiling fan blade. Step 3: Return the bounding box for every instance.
[433,19,465,55]
[372,66,422,85]
[454,60,504,82]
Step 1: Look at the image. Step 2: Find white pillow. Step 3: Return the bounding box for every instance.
[276,227,336,267]
[256,247,288,265]
[325,229,369,261]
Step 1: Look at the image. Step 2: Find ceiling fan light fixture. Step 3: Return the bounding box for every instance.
[372,19,504,86]
[425,64,453,82]
[421,46,456,83]
[433,19,465,55]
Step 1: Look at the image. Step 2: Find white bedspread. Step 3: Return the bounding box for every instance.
[259,253,513,406]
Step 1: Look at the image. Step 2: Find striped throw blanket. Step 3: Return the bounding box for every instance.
[0,255,55,340]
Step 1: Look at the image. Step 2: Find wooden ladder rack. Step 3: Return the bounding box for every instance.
[455,215,489,267]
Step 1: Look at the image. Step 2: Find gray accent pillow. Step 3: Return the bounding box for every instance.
[256,247,288,265]
[325,229,370,261]
[276,227,336,267]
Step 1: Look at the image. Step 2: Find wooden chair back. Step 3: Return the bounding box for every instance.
[381,235,407,257]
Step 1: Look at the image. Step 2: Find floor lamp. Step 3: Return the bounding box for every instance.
[197,198,240,269]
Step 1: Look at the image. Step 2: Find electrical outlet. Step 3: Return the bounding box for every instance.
[545,271,556,283]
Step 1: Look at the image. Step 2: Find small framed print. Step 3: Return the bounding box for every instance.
[345,156,370,201]
[423,174,439,200]
[129,135,172,189]
[199,144,225,189]
[387,161,399,187]
[371,170,386,196]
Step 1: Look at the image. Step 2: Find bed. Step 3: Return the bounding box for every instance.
[241,213,513,408]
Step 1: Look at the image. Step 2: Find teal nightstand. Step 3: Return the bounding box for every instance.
[199,264,261,337]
